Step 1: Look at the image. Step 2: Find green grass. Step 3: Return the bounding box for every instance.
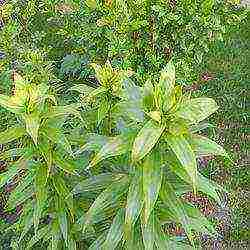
[194,11,249,247]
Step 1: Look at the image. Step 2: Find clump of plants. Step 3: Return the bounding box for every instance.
[0,0,245,84]
[0,61,229,249]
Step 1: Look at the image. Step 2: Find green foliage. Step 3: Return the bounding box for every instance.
[0,0,245,249]
[0,0,245,84]
[0,61,227,249]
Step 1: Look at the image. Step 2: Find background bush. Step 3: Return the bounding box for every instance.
[0,0,248,249]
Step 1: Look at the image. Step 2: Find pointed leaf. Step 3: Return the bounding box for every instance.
[90,133,134,167]
[176,97,218,124]
[102,209,125,250]
[26,225,49,249]
[89,232,107,250]
[132,120,165,162]
[160,181,194,245]
[53,153,77,174]
[46,103,83,122]
[0,94,25,114]
[187,134,228,157]
[7,185,33,210]
[141,212,155,250]
[0,126,26,144]
[73,173,125,194]
[53,175,74,220]
[19,210,33,242]
[55,196,69,244]
[168,156,222,203]
[0,165,19,189]
[125,174,143,237]
[23,112,40,144]
[84,176,129,231]
[166,133,197,189]
[142,79,154,111]
[143,152,163,224]
[159,61,175,111]
[69,84,95,94]
[34,165,48,232]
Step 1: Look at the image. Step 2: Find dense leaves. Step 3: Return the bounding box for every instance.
[0,0,238,248]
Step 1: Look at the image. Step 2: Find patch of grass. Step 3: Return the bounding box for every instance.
[195,11,249,246]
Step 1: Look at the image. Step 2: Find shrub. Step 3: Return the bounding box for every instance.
[0,0,245,84]
[0,61,229,249]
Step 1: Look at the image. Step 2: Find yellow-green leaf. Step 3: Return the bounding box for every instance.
[187,134,228,158]
[166,133,197,190]
[83,176,129,232]
[160,180,194,245]
[132,120,165,162]
[34,165,48,232]
[0,126,26,144]
[53,153,77,175]
[125,174,143,237]
[159,60,175,111]
[90,134,134,167]
[143,152,163,224]
[102,209,125,250]
[0,94,25,114]
[175,97,218,124]
[23,112,40,144]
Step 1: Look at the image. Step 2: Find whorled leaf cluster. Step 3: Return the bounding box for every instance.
[0,61,229,249]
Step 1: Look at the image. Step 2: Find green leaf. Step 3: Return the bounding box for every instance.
[160,180,194,245]
[76,133,109,154]
[175,97,218,124]
[159,61,175,111]
[47,219,61,250]
[89,133,134,167]
[53,153,77,174]
[69,84,95,94]
[85,0,97,9]
[68,239,77,250]
[43,126,73,156]
[0,148,28,160]
[189,123,214,133]
[19,210,33,242]
[143,152,163,224]
[125,174,143,237]
[7,185,33,210]
[132,120,165,162]
[26,225,50,249]
[0,94,25,114]
[73,173,125,194]
[142,79,154,111]
[166,133,197,190]
[102,209,125,250]
[0,126,26,144]
[202,0,214,14]
[116,101,144,123]
[97,98,110,125]
[89,232,107,250]
[141,212,155,250]
[187,134,228,157]
[46,103,83,122]
[0,165,19,189]
[168,156,222,203]
[53,175,75,220]
[83,176,129,232]
[33,165,48,232]
[23,112,40,144]
[87,86,107,99]
[55,196,69,244]
[8,172,34,209]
